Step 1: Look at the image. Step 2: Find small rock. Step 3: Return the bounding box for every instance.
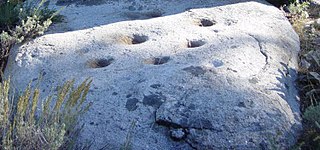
[310,0,320,6]
[299,59,311,69]
[316,18,320,25]
[170,128,186,141]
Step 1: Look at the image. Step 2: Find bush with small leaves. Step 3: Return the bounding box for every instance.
[289,1,310,18]
[304,104,320,125]
[0,0,63,73]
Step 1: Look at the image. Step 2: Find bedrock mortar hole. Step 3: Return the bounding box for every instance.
[198,19,215,27]
[120,34,149,45]
[145,10,163,18]
[144,56,170,65]
[88,58,114,68]
[187,40,206,48]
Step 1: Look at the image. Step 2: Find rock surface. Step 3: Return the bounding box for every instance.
[5,0,302,149]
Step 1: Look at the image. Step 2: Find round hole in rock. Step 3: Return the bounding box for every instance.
[88,58,114,68]
[145,10,163,18]
[132,34,148,44]
[144,56,170,65]
[198,19,216,27]
[187,40,206,48]
[148,12,162,18]
[120,34,149,45]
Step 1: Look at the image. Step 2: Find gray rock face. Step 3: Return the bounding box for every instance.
[5,0,301,149]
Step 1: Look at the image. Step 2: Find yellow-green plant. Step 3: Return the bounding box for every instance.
[288,1,310,19]
[0,78,92,149]
[288,1,310,45]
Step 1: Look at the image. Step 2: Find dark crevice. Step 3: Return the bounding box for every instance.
[198,18,216,27]
[248,34,269,69]
[144,56,170,65]
[187,40,206,48]
[88,57,114,68]
[156,117,213,130]
[156,119,184,129]
[185,139,197,150]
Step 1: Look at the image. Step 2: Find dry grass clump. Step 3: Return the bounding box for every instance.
[0,78,92,149]
[0,1,92,149]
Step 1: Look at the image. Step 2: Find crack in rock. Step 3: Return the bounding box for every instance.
[155,100,222,148]
[155,102,214,130]
[248,34,269,69]
[156,117,212,149]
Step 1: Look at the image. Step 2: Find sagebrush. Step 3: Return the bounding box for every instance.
[0,78,92,149]
[0,0,63,73]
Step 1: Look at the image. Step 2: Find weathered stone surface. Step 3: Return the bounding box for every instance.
[5,0,301,149]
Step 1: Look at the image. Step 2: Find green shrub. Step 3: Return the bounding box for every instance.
[304,104,320,125]
[298,104,320,149]
[288,1,310,18]
[0,13,53,71]
[0,0,63,75]
[291,1,320,149]
[0,0,22,31]
[0,0,62,31]
[18,0,64,23]
[0,78,92,149]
